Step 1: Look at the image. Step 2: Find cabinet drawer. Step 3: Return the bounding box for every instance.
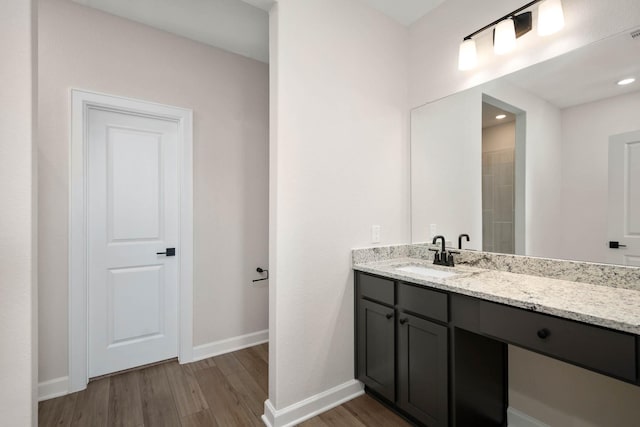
[479,301,637,382]
[358,273,394,305]
[398,283,448,323]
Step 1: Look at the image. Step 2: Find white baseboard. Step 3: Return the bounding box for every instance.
[508,407,550,427]
[192,329,269,362]
[38,377,69,402]
[262,379,364,427]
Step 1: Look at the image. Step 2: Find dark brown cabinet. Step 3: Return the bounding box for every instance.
[478,300,637,382]
[356,270,640,426]
[355,272,449,426]
[357,298,395,401]
[398,312,448,427]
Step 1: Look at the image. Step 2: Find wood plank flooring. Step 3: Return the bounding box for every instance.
[298,395,411,427]
[39,343,410,426]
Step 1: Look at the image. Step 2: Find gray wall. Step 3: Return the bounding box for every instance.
[482,122,515,254]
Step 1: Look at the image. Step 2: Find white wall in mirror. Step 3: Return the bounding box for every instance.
[411,88,481,248]
[412,77,564,259]
[560,91,640,264]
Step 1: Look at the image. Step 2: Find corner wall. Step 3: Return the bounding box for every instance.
[0,0,37,424]
[268,0,410,419]
[38,0,269,389]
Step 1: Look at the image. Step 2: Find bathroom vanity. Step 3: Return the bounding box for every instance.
[352,246,640,427]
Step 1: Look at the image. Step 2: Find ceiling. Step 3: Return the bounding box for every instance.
[72,0,445,64]
[358,0,446,26]
[72,0,271,63]
[505,28,640,109]
[482,103,515,129]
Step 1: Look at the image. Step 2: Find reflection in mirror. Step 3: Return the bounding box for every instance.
[411,28,640,266]
[482,101,517,254]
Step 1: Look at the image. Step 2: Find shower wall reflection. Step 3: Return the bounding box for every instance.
[482,106,516,254]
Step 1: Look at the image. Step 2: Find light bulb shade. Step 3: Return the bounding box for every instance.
[538,0,564,36]
[458,39,477,71]
[494,18,516,55]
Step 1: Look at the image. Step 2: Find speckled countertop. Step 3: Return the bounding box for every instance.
[354,257,640,336]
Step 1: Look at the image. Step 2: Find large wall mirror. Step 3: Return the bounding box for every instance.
[411,28,640,266]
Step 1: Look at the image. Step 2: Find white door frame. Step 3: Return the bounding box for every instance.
[69,89,194,392]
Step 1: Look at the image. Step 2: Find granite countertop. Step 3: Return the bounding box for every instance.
[354,257,640,335]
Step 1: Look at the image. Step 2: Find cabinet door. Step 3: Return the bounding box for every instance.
[398,312,448,427]
[357,299,395,401]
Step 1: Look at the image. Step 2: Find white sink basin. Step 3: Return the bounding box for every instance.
[395,265,459,279]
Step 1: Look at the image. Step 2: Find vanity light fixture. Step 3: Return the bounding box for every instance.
[617,77,636,86]
[458,0,565,71]
[494,18,517,55]
[458,39,478,71]
[496,114,507,120]
[537,0,565,36]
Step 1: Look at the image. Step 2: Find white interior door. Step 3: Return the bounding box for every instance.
[608,130,640,267]
[88,107,179,378]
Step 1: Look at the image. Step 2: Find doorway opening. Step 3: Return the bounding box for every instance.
[482,95,525,255]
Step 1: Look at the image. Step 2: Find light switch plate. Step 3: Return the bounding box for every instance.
[371,225,381,243]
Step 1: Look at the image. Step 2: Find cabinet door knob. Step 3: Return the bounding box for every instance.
[386,313,393,320]
[399,318,408,325]
[537,328,551,339]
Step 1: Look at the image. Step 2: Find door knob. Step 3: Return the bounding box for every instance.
[156,248,176,256]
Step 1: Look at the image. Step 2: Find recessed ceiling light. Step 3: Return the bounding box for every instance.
[617,78,636,86]
[496,114,507,120]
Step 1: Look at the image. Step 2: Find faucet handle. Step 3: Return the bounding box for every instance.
[428,248,441,263]
[445,250,459,267]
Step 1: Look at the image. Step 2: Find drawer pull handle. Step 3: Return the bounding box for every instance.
[399,318,408,325]
[386,313,393,320]
[537,328,551,339]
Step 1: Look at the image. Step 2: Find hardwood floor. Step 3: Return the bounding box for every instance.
[298,395,411,427]
[39,343,410,426]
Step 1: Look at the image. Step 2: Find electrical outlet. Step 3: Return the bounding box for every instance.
[430,224,437,238]
[371,225,381,243]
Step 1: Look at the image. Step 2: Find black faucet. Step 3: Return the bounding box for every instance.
[458,234,470,250]
[433,235,446,253]
[431,235,458,267]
